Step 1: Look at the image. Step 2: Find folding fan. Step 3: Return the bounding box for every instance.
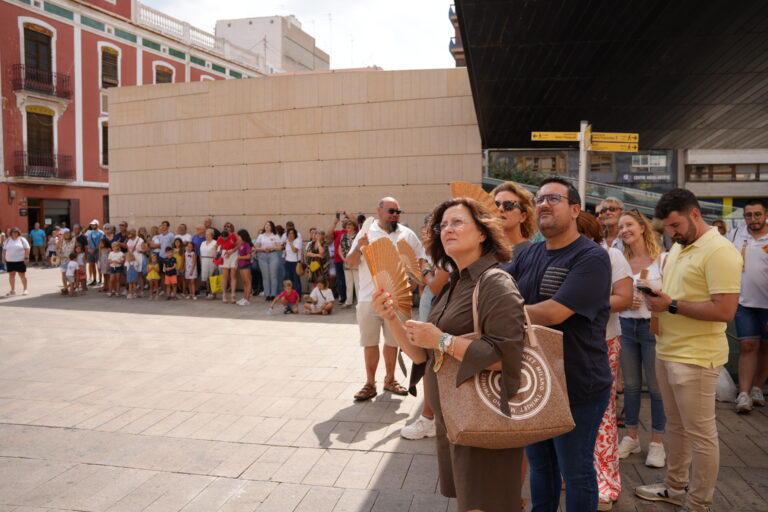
[359,217,376,237]
[362,238,413,321]
[450,181,500,217]
[397,239,425,285]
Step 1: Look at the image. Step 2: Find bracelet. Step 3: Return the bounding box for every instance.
[447,337,456,357]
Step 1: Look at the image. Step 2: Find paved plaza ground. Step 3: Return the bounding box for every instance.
[0,267,767,511]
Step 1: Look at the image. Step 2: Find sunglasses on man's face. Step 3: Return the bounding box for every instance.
[386,208,403,215]
[495,200,522,212]
[598,206,622,215]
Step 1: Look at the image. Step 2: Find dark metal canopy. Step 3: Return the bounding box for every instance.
[455,0,768,150]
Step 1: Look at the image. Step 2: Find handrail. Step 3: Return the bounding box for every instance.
[13,151,74,180]
[11,64,71,100]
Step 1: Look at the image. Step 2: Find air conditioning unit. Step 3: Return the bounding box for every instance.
[100,93,108,114]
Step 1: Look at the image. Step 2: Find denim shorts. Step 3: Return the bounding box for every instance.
[735,304,768,342]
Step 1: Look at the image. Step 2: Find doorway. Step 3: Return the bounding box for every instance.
[26,198,70,232]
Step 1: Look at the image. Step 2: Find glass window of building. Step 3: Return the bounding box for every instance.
[101,47,119,88]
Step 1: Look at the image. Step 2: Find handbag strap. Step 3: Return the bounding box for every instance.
[470,269,538,348]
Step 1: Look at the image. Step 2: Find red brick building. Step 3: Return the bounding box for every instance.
[1,0,264,232]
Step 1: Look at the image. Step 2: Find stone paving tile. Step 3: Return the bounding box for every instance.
[0,458,75,505]
[254,482,310,512]
[179,477,247,512]
[335,451,384,489]
[294,485,344,512]
[331,488,378,512]
[217,480,277,512]
[240,446,297,481]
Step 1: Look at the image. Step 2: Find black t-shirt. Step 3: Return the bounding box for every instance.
[162,256,177,276]
[506,235,612,405]
[75,233,87,249]
[113,232,128,252]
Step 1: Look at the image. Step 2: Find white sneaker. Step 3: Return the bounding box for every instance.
[400,415,436,440]
[618,435,641,459]
[736,391,753,413]
[236,298,245,306]
[635,483,686,506]
[750,386,766,407]
[645,442,666,468]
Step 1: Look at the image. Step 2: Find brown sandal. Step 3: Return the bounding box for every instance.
[354,383,377,401]
[383,378,408,396]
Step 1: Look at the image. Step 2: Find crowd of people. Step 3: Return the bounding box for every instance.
[0,188,765,512]
[0,215,368,314]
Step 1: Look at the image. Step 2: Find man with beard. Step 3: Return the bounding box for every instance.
[506,177,612,511]
[728,199,768,413]
[345,197,424,401]
[636,188,741,512]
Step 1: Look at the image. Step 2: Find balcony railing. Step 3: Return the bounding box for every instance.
[11,64,71,100]
[449,4,457,21]
[13,151,74,180]
[449,37,463,52]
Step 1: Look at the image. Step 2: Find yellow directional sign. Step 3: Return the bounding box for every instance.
[531,131,580,142]
[591,132,639,143]
[591,142,639,152]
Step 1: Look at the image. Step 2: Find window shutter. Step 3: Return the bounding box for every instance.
[155,65,173,84]
[101,48,119,88]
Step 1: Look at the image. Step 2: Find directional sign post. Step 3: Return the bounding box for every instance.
[531,124,640,209]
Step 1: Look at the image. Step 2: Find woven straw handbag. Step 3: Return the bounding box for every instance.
[435,276,574,449]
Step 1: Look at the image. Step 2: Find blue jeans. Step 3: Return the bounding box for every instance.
[526,388,610,512]
[284,260,301,296]
[275,250,285,286]
[620,317,666,433]
[258,251,280,297]
[334,261,346,303]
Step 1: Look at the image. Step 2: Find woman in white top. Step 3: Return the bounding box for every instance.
[126,229,146,297]
[254,221,283,301]
[2,227,31,295]
[57,230,77,288]
[617,210,667,468]
[199,228,218,298]
[283,227,303,295]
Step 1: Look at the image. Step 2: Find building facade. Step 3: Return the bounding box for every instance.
[448,4,465,67]
[215,15,329,75]
[0,0,264,233]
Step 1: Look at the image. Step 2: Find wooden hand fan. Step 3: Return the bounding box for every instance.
[362,238,412,321]
[450,181,499,217]
[397,239,425,285]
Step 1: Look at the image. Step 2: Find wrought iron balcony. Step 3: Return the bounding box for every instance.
[449,36,464,52]
[449,4,457,22]
[11,64,72,100]
[13,151,74,180]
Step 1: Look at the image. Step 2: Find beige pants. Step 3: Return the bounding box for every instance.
[655,359,720,511]
[343,267,359,306]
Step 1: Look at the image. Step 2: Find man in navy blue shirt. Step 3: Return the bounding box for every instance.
[507,177,612,511]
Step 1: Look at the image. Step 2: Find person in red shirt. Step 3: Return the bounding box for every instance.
[328,210,350,304]
[269,280,300,314]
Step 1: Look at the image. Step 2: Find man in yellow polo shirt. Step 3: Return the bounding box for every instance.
[635,189,741,512]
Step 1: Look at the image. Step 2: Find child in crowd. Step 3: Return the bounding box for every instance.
[98,237,111,292]
[146,253,161,300]
[107,242,125,297]
[74,243,88,293]
[172,237,185,297]
[162,247,178,300]
[304,279,334,315]
[65,252,79,296]
[46,231,59,268]
[270,280,300,314]
[184,241,197,300]
[125,252,140,299]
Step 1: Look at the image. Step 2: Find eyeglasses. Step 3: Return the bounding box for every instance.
[434,217,472,234]
[534,193,571,206]
[597,206,622,215]
[744,212,765,219]
[495,200,522,212]
[386,208,403,215]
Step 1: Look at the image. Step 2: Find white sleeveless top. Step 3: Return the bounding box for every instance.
[619,254,666,320]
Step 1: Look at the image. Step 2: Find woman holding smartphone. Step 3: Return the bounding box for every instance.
[617,210,667,468]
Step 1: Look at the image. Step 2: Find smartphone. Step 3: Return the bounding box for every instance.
[637,285,659,297]
[335,212,340,220]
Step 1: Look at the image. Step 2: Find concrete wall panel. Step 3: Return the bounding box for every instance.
[110,68,481,237]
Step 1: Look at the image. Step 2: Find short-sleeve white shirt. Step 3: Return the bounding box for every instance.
[729,226,768,308]
[349,220,425,302]
[606,247,632,339]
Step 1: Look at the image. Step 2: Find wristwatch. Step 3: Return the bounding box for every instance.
[668,299,678,314]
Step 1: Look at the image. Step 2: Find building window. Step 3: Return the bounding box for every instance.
[154,64,173,84]
[520,155,565,173]
[101,121,109,166]
[101,46,119,88]
[685,164,766,182]
[27,108,54,156]
[24,25,52,73]
[590,154,612,173]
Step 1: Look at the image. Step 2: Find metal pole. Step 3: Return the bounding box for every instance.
[578,119,588,209]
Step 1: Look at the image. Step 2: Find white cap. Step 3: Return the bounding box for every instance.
[90,219,99,226]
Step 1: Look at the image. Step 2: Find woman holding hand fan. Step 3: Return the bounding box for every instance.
[372,197,526,512]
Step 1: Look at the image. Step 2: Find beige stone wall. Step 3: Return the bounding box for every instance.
[108,68,481,236]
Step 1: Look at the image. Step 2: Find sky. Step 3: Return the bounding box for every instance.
[143,0,457,71]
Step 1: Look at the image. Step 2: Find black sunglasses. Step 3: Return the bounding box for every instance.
[598,206,622,215]
[495,200,522,212]
[387,208,403,215]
